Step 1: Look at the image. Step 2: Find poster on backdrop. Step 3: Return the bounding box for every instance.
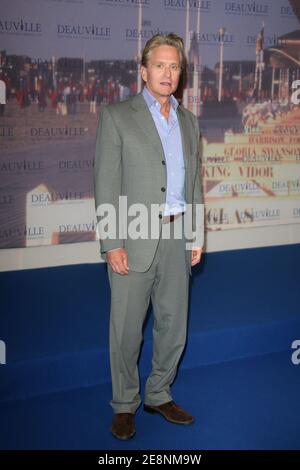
[0,0,299,248]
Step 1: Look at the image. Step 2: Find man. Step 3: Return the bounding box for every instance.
[94,33,204,440]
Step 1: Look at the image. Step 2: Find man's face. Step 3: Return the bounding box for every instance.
[141,45,181,102]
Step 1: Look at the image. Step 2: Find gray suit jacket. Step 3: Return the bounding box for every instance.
[94,92,203,273]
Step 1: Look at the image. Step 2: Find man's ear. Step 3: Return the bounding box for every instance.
[141,66,147,83]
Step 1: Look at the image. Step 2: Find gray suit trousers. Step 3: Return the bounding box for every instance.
[107,215,190,414]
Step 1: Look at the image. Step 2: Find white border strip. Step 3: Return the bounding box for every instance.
[0,224,299,272]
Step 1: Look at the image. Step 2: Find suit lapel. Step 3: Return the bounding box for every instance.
[131,93,165,159]
[130,93,191,170]
[177,106,191,170]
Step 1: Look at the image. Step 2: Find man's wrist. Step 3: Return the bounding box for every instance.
[107,247,123,253]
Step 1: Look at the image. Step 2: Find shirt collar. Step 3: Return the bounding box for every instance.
[142,86,179,112]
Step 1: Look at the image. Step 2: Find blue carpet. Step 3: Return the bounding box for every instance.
[0,243,300,448]
[0,350,299,450]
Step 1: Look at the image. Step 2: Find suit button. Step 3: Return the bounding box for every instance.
[159,214,162,219]
[162,160,166,165]
[161,187,166,192]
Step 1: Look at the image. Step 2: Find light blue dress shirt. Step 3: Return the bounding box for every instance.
[142,86,186,216]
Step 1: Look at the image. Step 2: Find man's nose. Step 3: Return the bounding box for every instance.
[163,66,171,77]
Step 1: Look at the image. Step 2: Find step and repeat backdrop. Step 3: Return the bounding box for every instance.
[0,0,299,249]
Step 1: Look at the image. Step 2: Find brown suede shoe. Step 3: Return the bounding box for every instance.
[144,401,195,425]
[111,413,136,440]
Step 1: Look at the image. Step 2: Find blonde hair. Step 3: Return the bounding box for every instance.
[141,33,185,69]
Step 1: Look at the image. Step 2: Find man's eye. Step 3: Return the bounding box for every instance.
[171,65,179,71]
[156,64,164,68]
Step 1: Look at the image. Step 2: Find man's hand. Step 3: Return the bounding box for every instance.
[191,247,202,267]
[107,248,129,275]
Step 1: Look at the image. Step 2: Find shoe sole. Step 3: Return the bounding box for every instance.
[143,404,195,425]
[111,429,136,440]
